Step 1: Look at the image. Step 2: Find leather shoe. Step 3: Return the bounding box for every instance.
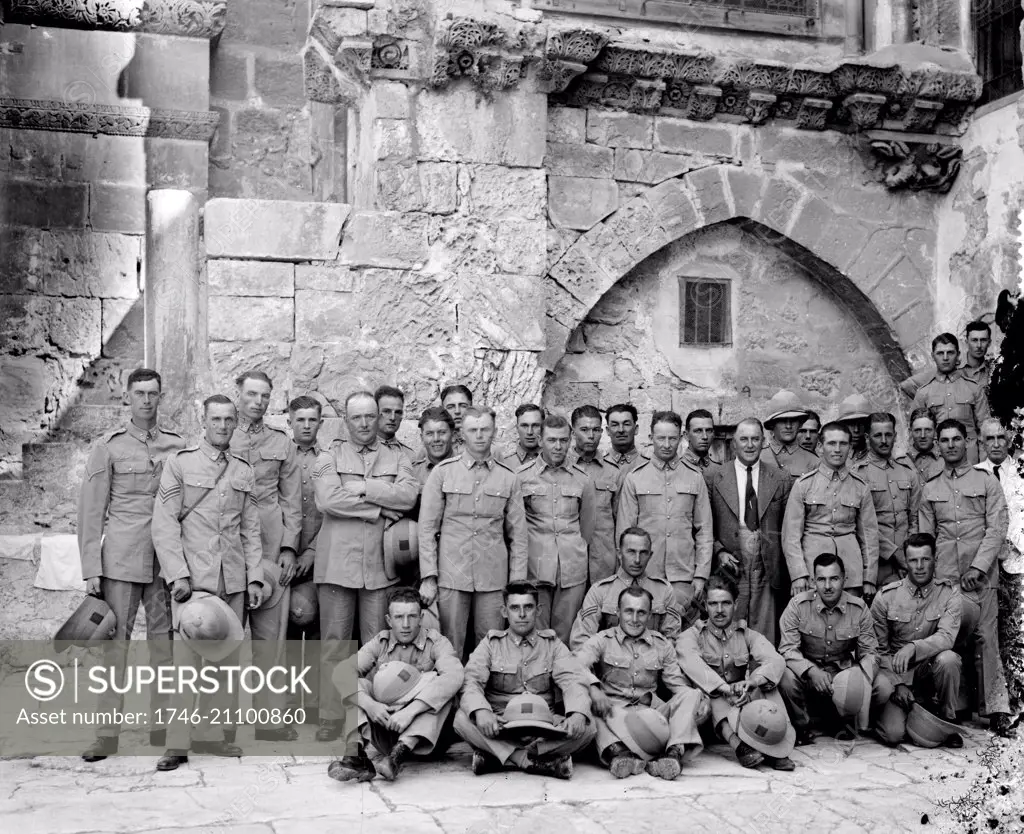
[156,751,188,772]
[192,741,242,757]
[375,741,410,782]
[609,754,645,779]
[646,755,682,781]
[255,726,298,742]
[990,713,1017,739]
[526,755,573,780]
[327,755,374,783]
[82,738,117,762]
[316,721,343,742]
[471,750,503,776]
[769,756,796,771]
[735,742,765,769]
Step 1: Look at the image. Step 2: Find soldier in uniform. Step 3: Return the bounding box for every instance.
[329,587,464,783]
[603,403,649,474]
[455,581,596,778]
[783,422,879,598]
[569,527,683,650]
[836,394,873,463]
[798,411,822,455]
[440,384,473,455]
[901,322,993,404]
[617,410,713,617]
[151,394,265,771]
[419,406,527,658]
[312,390,418,742]
[760,390,818,478]
[681,408,722,470]
[412,407,455,490]
[919,419,1015,737]
[851,412,923,587]
[778,554,887,745]
[676,574,795,771]
[909,407,944,483]
[501,403,543,470]
[578,587,709,780]
[78,368,184,762]
[516,414,597,643]
[871,534,963,743]
[569,404,620,584]
[376,385,414,458]
[911,334,990,464]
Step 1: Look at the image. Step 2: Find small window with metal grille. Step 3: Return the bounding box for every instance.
[974,0,1024,105]
[680,277,731,346]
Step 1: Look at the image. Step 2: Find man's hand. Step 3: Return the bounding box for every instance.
[862,582,876,602]
[170,578,192,603]
[961,567,985,593]
[361,696,391,727]
[717,552,739,574]
[277,549,297,585]
[386,702,426,733]
[85,578,103,597]
[293,550,315,581]
[563,713,588,739]
[892,643,916,675]
[589,685,613,717]
[807,667,833,696]
[791,578,811,596]
[692,578,706,601]
[381,509,403,523]
[731,680,759,707]
[247,581,265,610]
[419,577,439,607]
[890,683,915,710]
[473,709,501,738]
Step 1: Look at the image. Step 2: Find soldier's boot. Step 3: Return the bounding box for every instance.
[374,741,410,782]
[327,747,375,783]
[526,755,573,780]
[646,748,682,781]
[156,750,189,772]
[605,743,644,779]
[735,742,765,769]
[470,750,503,776]
[82,738,117,762]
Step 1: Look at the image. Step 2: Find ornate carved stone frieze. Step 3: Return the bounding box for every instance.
[868,136,963,193]
[842,92,888,129]
[429,16,545,91]
[564,73,664,113]
[1,0,226,38]
[536,28,610,94]
[371,36,409,71]
[0,97,219,140]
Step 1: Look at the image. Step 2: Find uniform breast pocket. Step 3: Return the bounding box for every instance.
[836,497,860,523]
[596,479,617,510]
[182,475,215,509]
[523,658,553,692]
[601,655,632,689]
[370,463,398,484]
[488,669,519,694]
[228,477,251,511]
[728,651,751,680]
[870,486,893,515]
[481,483,511,515]
[442,481,473,512]
[557,485,583,518]
[886,607,913,627]
[521,483,550,513]
[803,497,827,518]
[798,619,827,654]
[635,653,663,690]
[674,483,697,510]
[835,628,858,651]
[112,459,154,494]
[893,481,912,511]
[637,487,664,513]
[256,447,286,476]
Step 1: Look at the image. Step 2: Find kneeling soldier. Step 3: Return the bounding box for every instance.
[577,587,709,780]
[455,581,595,779]
[676,574,796,771]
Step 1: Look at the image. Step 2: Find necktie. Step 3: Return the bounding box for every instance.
[993,464,1001,481]
[744,466,758,531]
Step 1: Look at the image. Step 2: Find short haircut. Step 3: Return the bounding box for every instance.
[707,573,739,601]
[618,586,654,610]
[904,532,936,557]
[936,418,967,440]
[344,390,376,411]
[374,385,405,404]
[932,333,959,352]
[503,581,539,603]
[735,417,764,435]
[515,403,544,420]
[867,412,897,431]
[571,404,602,427]
[965,320,991,338]
[203,394,235,415]
[541,414,570,436]
[440,384,473,404]
[386,586,423,610]
[235,370,273,389]
[820,421,851,441]
[651,410,683,432]
[127,368,162,391]
[288,395,322,416]
[909,407,936,427]
[980,417,1006,436]
[462,405,496,424]
[618,526,653,550]
[606,403,638,424]
[812,552,846,576]
[418,406,454,430]
[685,409,715,430]
[801,410,821,429]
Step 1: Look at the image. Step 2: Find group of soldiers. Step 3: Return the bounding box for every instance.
[73,318,1020,781]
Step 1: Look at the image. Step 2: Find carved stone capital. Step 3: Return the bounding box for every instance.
[564,73,664,113]
[546,28,609,64]
[794,97,833,130]
[2,0,226,38]
[744,91,777,125]
[430,16,541,90]
[0,97,219,140]
[537,59,588,94]
[843,92,887,129]
[867,135,963,193]
[686,85,722,121]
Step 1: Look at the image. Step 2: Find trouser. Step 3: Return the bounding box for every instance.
[779,666,891,731]
[285,581,320,715]
[708,686,787,731]
[248,568,291,727]
[318,583,389,722]
[453,708,595,765]
[96,576,174,740]
[356,700,455,759]
[437,588,504,660]
[537,583,588,645]
[875,651,962,744]
[671,581,703,630]
[957,587,1010,715]
[595,690,708,762]
[734,552,776,646]
[166,592,245,751]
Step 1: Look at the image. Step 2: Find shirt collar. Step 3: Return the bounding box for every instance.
[866,451,893,469]
[127,421,159,442]
[537,457,568,475]
[683,448,712,468]
[615,568,646,586]
[946,463,974,478]
[386,626,428,653]
[296,442,321,456]
[572,447,601,466]
[769,438,798,455]
[905,578,934,599]
[652,456,679,471]
[814,592,848,614]
[510,630,538,647]
[238,417,264,435]
[614,625,654,645]
[913,446,939,460]
[608,448,638,465]
[460,452,494,470]
[199,439,228,462]
[706,620,742,641]
[818,462,849,480]
[354,437,380,454]
[734,458,759,475]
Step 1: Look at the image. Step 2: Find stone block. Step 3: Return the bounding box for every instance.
[653,118,737,158]
[374,81,410,119]
[548,177,619,231]
[208,296,294,342]
[416,87,545,167]
[547,247,613,318]
[295,289,357,343]
[101,298,143,359]
[786,194,835,255]
[256,54,306,107]
[90,183,147,233]
[375,119,414,161]
[375,164,424,212]
[755,177,805,234]
[419,162,457,214]
[205,199,350,261]
[685,166,732,226]
[208,260,294,297]
[295,264,355,292]
[644,179,700,240]
[457,273,546,351]
[354,269,455,348]
[144,139,209,190]
[0,178,88,229]
[0,295,101,355]
[6,129,65,179]
[586,111,653,149]
[613,149,705,184]
[602,199,669,263]
[496,219,548,276]
[339,212,428,268]
[548,107,587,144]
[223,0,307,49]
[723,167,764,220]
[210,341,293,410]
[61,134,146,185]
[545,142,613,178]
[458,166,546,220]
[210,47,250,100]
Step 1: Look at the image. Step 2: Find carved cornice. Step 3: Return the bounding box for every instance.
[429,16,544,91]
[0,98,220,141]
[867,135,963,193]
[1,0,226,38]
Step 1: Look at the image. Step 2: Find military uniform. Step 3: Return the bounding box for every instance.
[782,464,879,591]
[455,627,596,765]
[680,446,722,471]
[569,452,620,584]
[760,439,818,479]
[910,445,944,483]
[605,447,649,480]
[919,464,1010,716]
[912,371,989,464]
[515,458,597,643]
[576,627,708,761]
[500,443,539,471]
[871,577,962,742]
[569,569,683,651]
[616,457,713,612]
[778,590,888,731]
[851,453,922,586]
[78,421,184,742]
[419,453,527,657]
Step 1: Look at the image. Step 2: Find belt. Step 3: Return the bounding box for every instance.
[810,530,855,538]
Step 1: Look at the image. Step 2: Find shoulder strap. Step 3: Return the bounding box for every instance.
[178,461,231,523]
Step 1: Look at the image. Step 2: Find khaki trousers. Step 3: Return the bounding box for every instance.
[595,690,708,762]
[454,708,595,765]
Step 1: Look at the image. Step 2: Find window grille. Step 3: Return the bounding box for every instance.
[680,278,731,346]
[974,0,1024,105]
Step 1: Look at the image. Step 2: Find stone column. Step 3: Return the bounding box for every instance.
[145,189,209,439]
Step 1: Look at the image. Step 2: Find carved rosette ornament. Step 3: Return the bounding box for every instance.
[429,16,543,92]
[0,97,219,140]
[2,0,226,37]
[869,139,963,193]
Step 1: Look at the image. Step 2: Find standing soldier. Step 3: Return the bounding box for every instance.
[312,390,418,742]
[681,409,722,470]
[919,419,1015,738]
[603,403,649,474]
[760,390,818,478]
[151,395,265,771]
[375,385,414,458]
[419,406,527,658]
[797,411,822,455]
[440,384,473,455]
[836,394,873,464]
[78,368,184,762]
[516,415,597,643]
[569,404,620,584]
[851,412,923,587]
[617,410,713,617]
[411,407,455,491]
[901,322,993,404]
[783,422,879,599]
[912,334,989,464]
[501,404,543,470]
[908,408,944,483]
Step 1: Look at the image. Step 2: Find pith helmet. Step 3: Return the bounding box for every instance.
[607,705,670,761]
[256,559,288,611]
[727,699,795,757]
[906,703,961,748]
[500,693,566,735]
[289,581,318,626]
[383,519,418,580]
[177,593,244,662]
[764,390,808,425]
[837,393,872,422]
[54,596,117,652]
[372,661,432,706]
[831,666,871,729]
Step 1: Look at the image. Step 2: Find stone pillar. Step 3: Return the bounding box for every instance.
[145,189,209,439]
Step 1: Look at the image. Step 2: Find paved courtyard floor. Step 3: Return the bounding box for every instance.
[0,723,1004,834]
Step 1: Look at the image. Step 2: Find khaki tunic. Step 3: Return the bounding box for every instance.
[293,443,323,561]
[575,626,695,705]
[569,452,620,584]
[912,371,989,444]
[569,570,683,650]
[356,627,464,712]
[910,447,944,483]
[605,447,649,482]
[676,619,785,694]
[680,447,723,471]
[851,453,922,570]
[78,422,184,583]
[760,439,818,479]
[500,443,538,471]
[778,590,877,679]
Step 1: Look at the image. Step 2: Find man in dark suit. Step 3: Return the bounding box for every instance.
[704,418,791,645]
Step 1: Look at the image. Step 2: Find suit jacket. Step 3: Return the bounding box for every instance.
[704,460,791,590]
